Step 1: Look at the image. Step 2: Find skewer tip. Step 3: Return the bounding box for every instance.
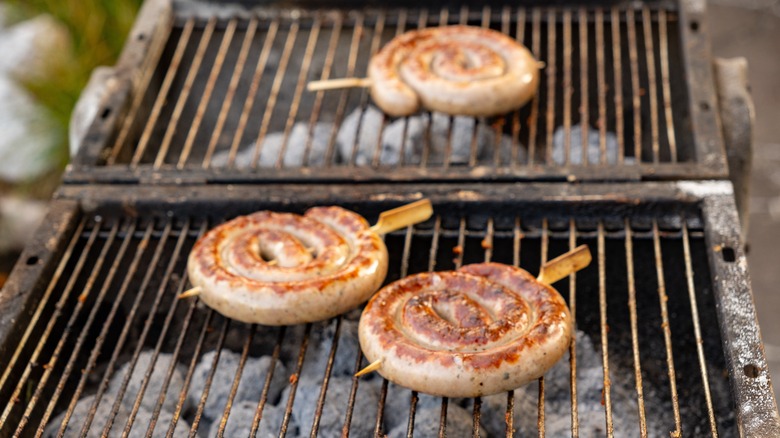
[178,287,201,300]
[355,358,383,377]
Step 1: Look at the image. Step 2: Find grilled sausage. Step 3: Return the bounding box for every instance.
[358,263,572,397]
[368,25,540,117]
[187,207,388,325]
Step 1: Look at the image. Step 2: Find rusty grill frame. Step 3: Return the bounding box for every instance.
[66,0,727,185]
[0,182,778,437]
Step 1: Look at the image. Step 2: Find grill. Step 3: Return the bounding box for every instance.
[0,182,777,436]
[68,0,726,184]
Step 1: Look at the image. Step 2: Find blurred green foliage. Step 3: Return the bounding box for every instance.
[7,0,143,176]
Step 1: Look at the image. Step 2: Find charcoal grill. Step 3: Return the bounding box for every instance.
[67,0,727,184]
[0,182,778,436]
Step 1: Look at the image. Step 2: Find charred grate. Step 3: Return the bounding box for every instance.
[0,192,756,437]
[72,2,725,183]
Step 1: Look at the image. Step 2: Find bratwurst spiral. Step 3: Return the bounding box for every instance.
[358,263,571,397]
[368,25,540,117]
[187,207,388,325]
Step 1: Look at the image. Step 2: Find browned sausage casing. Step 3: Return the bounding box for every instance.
[188,207,388,325]
[358,263,572,397]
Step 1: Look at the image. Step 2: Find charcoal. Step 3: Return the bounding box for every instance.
[336,106,516,166]
[129,408,190,437]
[209,122,334,168]
[306,318,362,379]
[186,351,287,424]
[285,375,380,438]
[382,382,449,431]
[387,404,486,438]
[44,394,129,438]
[480,330,644,437]
[106,351,186,414]
[208,401,293,438]
[552,124,619,165]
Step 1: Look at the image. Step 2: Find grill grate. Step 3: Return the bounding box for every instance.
[69,2,726,183]
[0,189,756,436]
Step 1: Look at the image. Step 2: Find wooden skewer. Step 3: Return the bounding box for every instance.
[355,358,383,377]
[370,199,434,235]
[178,286,201,300]
[307,77,372,92]
[536,244,592,285]
[266,259,278,266]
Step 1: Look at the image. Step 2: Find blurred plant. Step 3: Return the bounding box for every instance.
[6,0,142,181]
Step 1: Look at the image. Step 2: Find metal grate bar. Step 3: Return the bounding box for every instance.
[131,19,196,166]
[188,318,232,435]
[642,8,661,164]
[167,305,213,436]
[153,10,227,174]
[215,325,256,437]
[562,10,572,167]
[611,8,625,164]
[249,327,286,436]
[682,224,719,437]
[121,220,192,437]
[178,19,238,168]
[277,17,322,168]
[304,15,343,167]
[202,18,259,168]
[323,14,365,166]
[342,343,365,437]
[0,219,99,429]
[538,219,549,437]
[0,218,86,419]
[595,9,608,165]
[101,222,176,435]
[598,223,614,436]
[626,9,642,163]
[568,219,579,437]
[545,10,556,165]
[652,221,682,436]
[527,9,542,164]
[579,8,589,167]
[658,9,677,161]
[107,16,175,165]
[349,12,387,167]
[75,222,154,436]
[225,18,280,167]
[510,7,525,167]
[36,220,134,436]
[625,220,648,437]
[14,221,119,436]
[144,268,199,437]
[250,20,300,169]
[310,317,343,437]
[279,324,312,436]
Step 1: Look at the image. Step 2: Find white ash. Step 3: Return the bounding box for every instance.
[209,122,334,168]
[284,375,381,438]
[382,382,454,431]
[388,404,486,438]
[186,350,287,426]
[480,330,647,437]
[208,401,293,438]
[336,105,515,166]
[552,124,620,165]
[43,394,190,437]
[106,351,187,415]
[305,318,363,379]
